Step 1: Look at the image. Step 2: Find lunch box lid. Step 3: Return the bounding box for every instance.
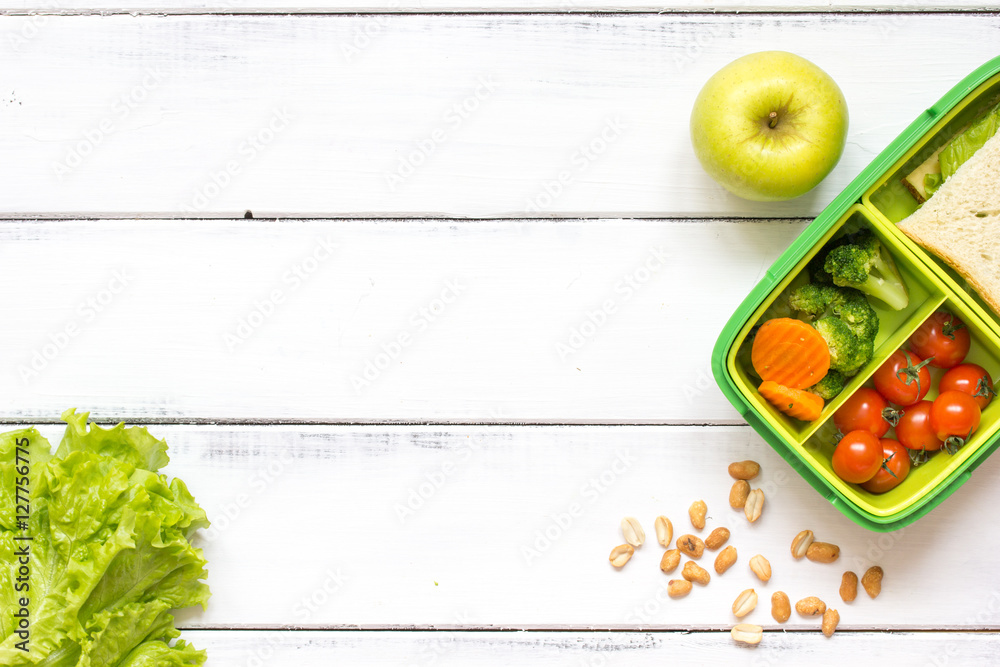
[711,55,1000,532]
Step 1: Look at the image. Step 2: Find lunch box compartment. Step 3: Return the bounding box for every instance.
[802,293,1000,520]
[714,56,1000,531]
[864,71,1000,337]
[866,72,1000,224]
[729,205,945,447]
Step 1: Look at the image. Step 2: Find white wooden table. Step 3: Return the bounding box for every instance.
[4,1,1000,663]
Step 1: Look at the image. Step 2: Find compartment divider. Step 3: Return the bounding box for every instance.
[794,292,949,447]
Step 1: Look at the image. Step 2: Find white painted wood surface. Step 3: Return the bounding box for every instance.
[0,1,993,13]
[7,4,1000,663]
[1,14,998,218]
[0,0,993,12]
[23,423,1000,631]
[1,218,799,423]
[183,630,1000,665]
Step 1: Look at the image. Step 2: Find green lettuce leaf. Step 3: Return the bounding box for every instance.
[56,409,169,473]
[940,101,1000,180]
[117,639,206,666]
[76,600,175,667]
[0,412,209,666]
[923,171,944,199]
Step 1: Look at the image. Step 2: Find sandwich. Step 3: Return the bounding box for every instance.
[902,98,999,203]
[896,104,1000,315]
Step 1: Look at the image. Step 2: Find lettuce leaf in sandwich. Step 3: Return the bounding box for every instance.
[924,99,1000,198]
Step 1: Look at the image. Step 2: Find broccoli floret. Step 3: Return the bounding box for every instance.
[814,317,870,376]
[805,231,860,285]
[855,331,875,373]
[829,289,880,342]
[822,229,909,310]
[787,282,880,378]
[808,369,848,400]
[788,284,880,341]
[787,283,840,318]
[807,251,834,285]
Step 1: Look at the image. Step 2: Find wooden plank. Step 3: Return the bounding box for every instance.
[1,14,997,217]
[0,218,800,424]
[179,629,1000,665]
[0,2,993,13]
[17,422,992,629]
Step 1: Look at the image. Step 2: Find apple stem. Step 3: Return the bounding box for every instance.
[768,111,778,129]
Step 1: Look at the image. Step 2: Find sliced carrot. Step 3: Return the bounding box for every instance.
[751,318,830,389]
[758,380,825,422]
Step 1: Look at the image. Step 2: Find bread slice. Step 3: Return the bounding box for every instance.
[897,130,1000,315]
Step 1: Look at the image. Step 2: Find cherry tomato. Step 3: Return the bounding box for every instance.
[930,390,982,453]
[909,311,971,369]
[831,430,883,484]
[834,388,898,438]
[939,363,996,410]
[894,400,942,452]
[861,438,911,494]
[873,349,933,406]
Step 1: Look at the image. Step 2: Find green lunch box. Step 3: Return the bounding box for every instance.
[712,56,1000,532]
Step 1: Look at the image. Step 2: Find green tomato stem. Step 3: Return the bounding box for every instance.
[909,448,929,467]
[895,353,935,398]
[880,451,899,479]
[943,427,975,456]
[881,406,903,428]
[974,377,997,400]
[942,315,966,340]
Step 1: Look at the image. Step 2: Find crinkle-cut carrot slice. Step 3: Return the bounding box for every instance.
[751,318,830,389]
[758,380,825,422]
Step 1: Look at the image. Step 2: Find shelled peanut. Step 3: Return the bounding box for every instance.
[604,459,887,649]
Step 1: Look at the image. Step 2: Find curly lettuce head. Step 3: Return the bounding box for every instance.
[0,409,209,666]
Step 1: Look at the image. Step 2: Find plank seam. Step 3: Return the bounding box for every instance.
[0,8,997,15]
[0,216,810,223]
[0,419,750,427]
[174,625,1000,632]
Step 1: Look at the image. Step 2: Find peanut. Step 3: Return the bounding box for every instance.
[749,554,771,583]
[682,560,711,585]
[668,579,693,598]
[654,515,673,548]
[840,571,858,602]
[728,460,761,480]
[609,544,634,568]
[730,623,763,646]
[676,534,705,559]
[729,480,750,509]
[705,527,730,550]
[795,596,827,617]
[714,545,737,575]
[732,588,758,618]
[862,566,883,599]
[806,542,840,563]
[822,608,840,638]
[621,517,645,547]
[771,591,791,623]
[659,549,681,574]
[689,500,707,530]
[744,489,764,523]
[791,530,814,559]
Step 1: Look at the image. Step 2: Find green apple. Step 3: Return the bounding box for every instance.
[690,51,849,201]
